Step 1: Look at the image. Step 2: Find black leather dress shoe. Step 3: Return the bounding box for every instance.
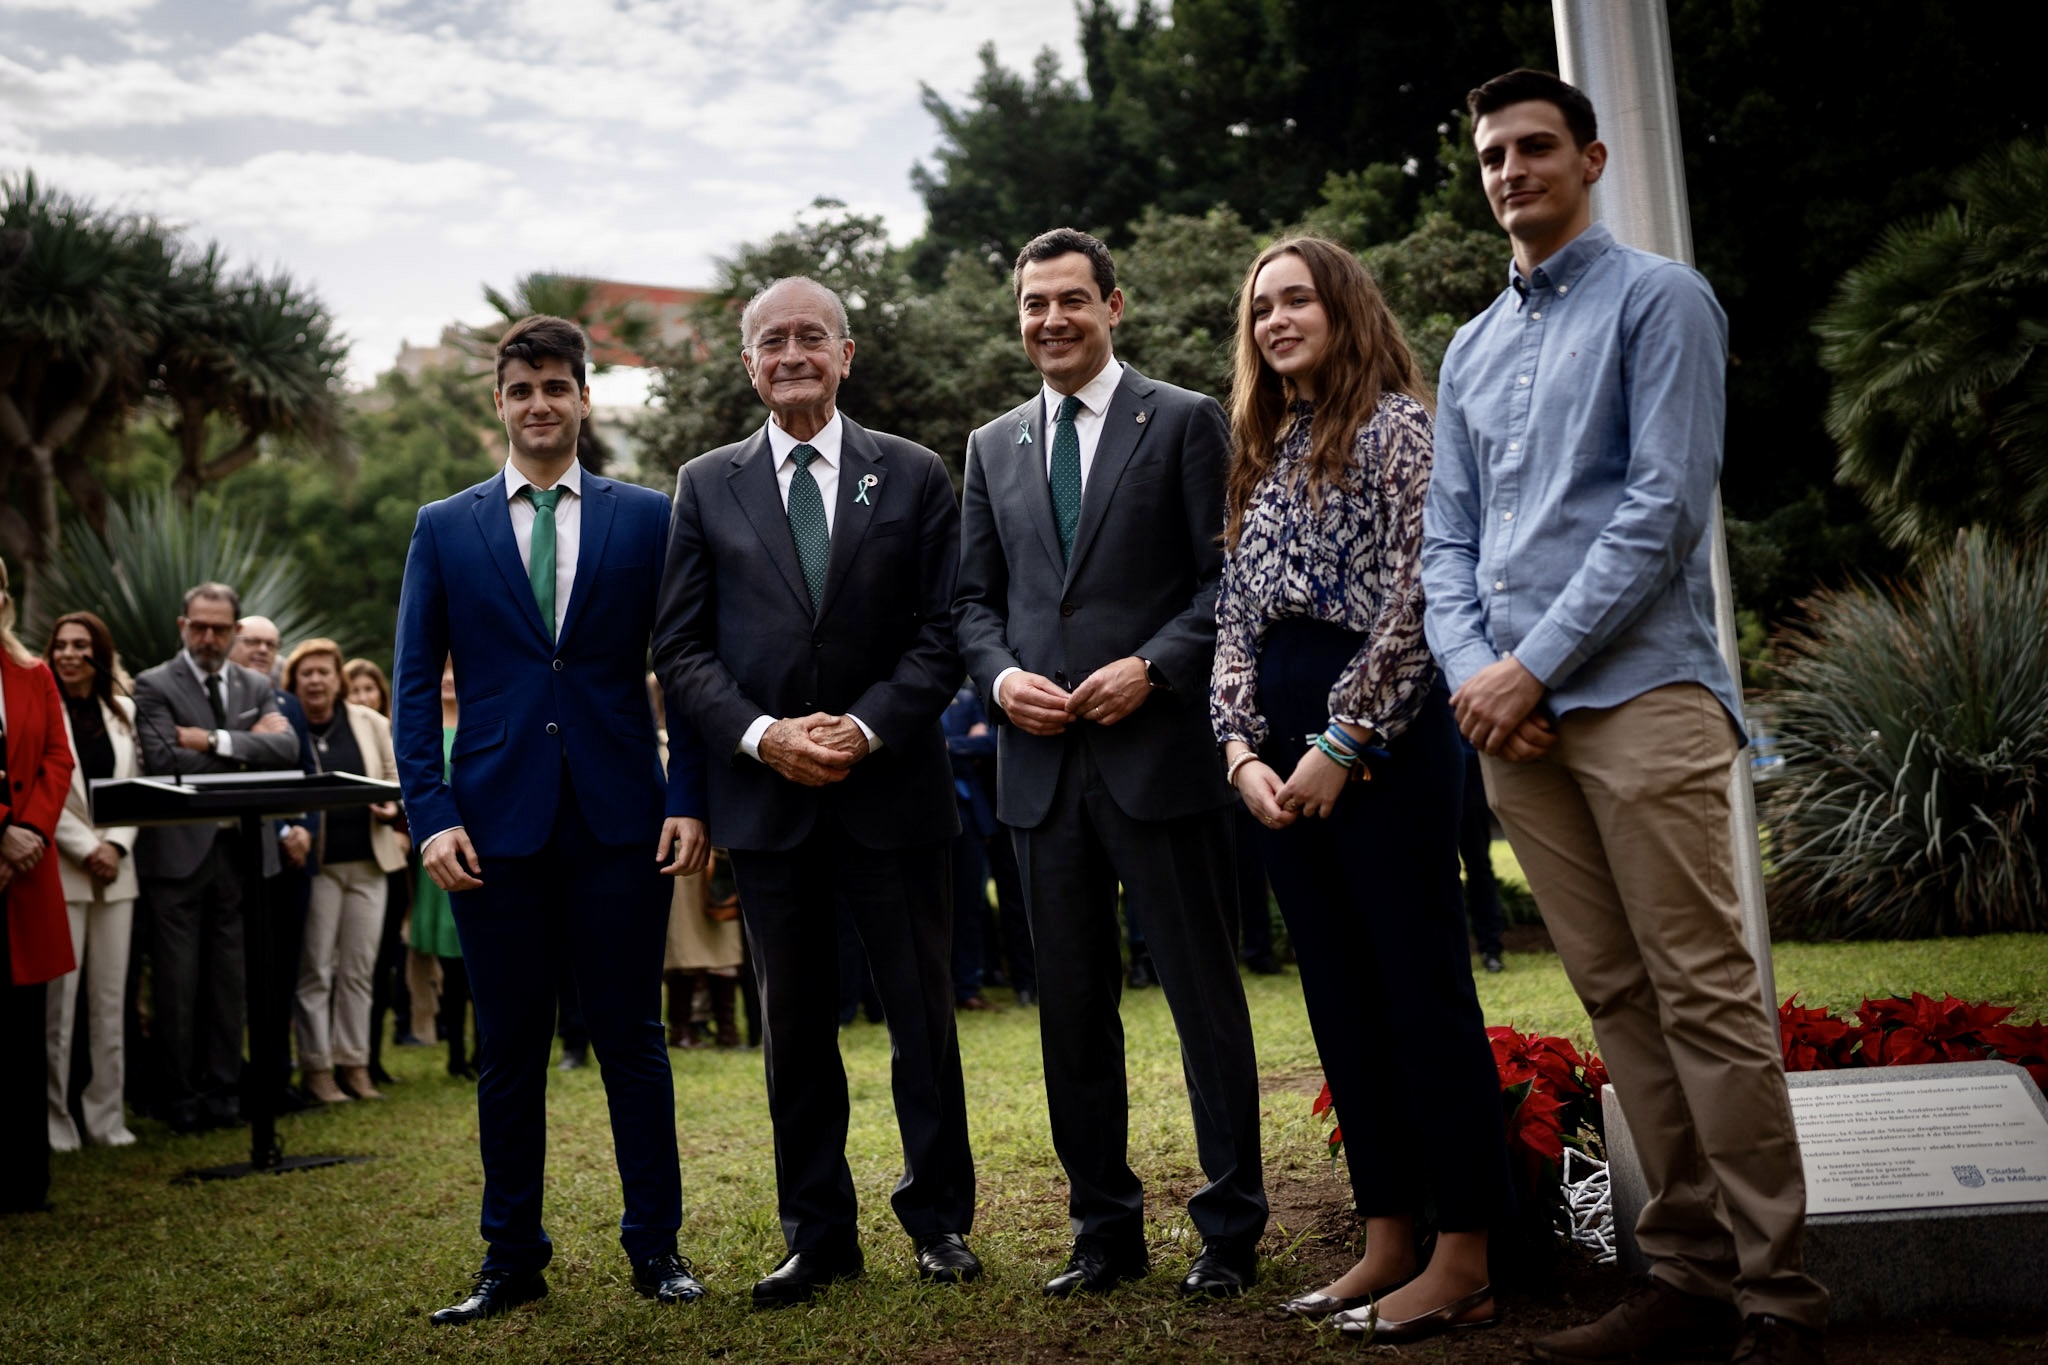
[751,1247,863,1309]
[1044,1236,1148,1297]
[1179,1241,1257,1298]
[557,1045,588,1071]
[430,1269,547,1325]
[914,1233,983,1284]
[632,1251,706,1304]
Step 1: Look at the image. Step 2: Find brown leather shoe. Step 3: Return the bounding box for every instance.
[302,1069,351,1104]
[1730,1315,1825,1365]
[1532,1275,1739,1363]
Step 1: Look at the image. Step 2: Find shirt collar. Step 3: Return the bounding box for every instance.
[1042,355,1124,422]
[504,459,585,501]
[767,409,844,468]
[1508,221,1614,296]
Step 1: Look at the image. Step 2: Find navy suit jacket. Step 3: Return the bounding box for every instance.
[652,417,961,854]
[392,468,705,858]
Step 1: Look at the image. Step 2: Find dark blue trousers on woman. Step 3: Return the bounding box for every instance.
[1253,619,1513,1231]
[449,778,680,1274]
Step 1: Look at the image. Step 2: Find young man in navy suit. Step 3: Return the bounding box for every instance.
[393,315,710,1323]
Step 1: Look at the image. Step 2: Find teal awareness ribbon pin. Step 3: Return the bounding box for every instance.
[855,474,877,505]
[1016,420,1033,445]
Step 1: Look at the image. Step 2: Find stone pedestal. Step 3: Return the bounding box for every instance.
[1603,1060,2048,1321]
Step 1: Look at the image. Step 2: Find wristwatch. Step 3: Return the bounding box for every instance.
[206,730,221,754]
[1140,657,1170,690]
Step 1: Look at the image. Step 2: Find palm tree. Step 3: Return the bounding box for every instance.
[1816,136,2048,554]
[0,175,170,610]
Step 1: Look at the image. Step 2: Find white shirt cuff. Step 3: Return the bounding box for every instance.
[420,826,461,855]
[214,729,234,758]
[992,667,1021,712]
[739,715,774,762]
[847,713,880,753]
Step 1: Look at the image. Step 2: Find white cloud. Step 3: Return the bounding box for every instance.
[3,0,155,20]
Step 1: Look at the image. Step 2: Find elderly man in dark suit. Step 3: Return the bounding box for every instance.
[954,228,1268,1299]
[655,275,976,1309]
[132,583,302,1134]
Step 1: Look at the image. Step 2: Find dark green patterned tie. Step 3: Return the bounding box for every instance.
[525,486,563,639]
[1050,394,1082,564]
[788,443,829,611]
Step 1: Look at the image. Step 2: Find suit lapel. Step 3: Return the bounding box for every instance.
[1065,367,1155,585]
[472,474,552,645]
[1010,397,1065,575]
[729,428,814,615]
[818,419,882,621]
[555,476,614,648]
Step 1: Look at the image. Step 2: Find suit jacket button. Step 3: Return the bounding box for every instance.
[1060,602,1076,617]
[545,722,560,735]
[552,659,564,671]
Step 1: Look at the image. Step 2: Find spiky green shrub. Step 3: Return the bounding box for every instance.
[24,486,335,673]
[1764,530,2048,938]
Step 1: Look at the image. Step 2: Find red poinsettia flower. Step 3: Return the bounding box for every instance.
[1312,1080,1336,1117]
[1863,1024,1939,1066]
[1779,994,1855,1072]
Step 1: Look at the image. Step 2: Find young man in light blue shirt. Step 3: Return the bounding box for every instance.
[1422,69,1828,1365]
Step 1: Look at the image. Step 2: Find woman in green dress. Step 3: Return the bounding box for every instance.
[409,659,474,1078]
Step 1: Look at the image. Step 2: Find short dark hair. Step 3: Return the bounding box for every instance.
[494,314,589,388]
[1467,69,1598,148]
[1013,228,1117,302]
[182,581,241,616]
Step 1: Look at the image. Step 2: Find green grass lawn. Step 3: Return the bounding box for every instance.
[3,927,2042,1363]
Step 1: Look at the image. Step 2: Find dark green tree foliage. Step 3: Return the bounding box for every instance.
[1765,530,2048,939]
[1,174,344,617]
[226,363,501,667]
[1815,137,2048,554]
[1113,207,1259,399]
[911,0,1549,276]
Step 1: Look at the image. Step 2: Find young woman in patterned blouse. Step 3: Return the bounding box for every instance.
[1212,237,1513,1343]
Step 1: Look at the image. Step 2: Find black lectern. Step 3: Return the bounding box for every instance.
[93,770,404,1180]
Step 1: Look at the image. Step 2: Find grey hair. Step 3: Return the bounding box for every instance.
[739,276,850,348]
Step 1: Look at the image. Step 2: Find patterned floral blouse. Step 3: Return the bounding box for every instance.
[1210,393,1440,749]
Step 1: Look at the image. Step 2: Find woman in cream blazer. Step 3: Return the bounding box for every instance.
[286,641,406,1103]
[44,612,140,1150]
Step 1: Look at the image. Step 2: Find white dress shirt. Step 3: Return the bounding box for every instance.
[995,357,1126,710]
[738,409,879,762]
[503,457,584,641]
[180,648,236,758]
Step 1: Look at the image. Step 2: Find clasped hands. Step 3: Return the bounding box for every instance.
[1227,726,1371,828]
[0,771,45,889]
[760,713,870,787]
[1000,657,1151,737]
[1448,655,1558,763]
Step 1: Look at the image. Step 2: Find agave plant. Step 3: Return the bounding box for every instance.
[1763,529,2048,938]
[23,487,337,674]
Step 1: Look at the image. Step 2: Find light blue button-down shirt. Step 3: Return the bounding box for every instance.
[1422,223,1743,732]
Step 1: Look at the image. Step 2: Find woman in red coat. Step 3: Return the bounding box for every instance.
[1,558,77,1214]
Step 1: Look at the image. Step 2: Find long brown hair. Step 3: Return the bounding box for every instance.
[1225,237,1429,547]
[343,657,391,716]
[44,610,135,732]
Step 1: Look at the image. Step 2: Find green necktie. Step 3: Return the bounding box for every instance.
[1050,393,1082,563]
[525,485,564,638]
[787,443,830,612]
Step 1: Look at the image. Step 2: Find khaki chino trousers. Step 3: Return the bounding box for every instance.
[1481,683,1828,1326]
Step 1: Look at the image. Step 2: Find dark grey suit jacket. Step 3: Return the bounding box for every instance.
[654,416,964,854]
[954,363,1234,828]
[132,656,302,879]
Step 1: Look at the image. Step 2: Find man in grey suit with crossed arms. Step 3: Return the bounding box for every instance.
[954,227,1267,1300]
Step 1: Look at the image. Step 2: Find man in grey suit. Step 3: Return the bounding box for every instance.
[954,228,1267,1299]
[132,582,301,1132]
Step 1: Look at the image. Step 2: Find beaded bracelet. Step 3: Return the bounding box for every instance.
[1225,751,1260,787]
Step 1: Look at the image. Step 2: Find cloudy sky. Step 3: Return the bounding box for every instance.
[1,0,1083,395]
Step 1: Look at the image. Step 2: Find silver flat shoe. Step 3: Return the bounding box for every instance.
[1280,1289,1373,1318]
[1335,1282,1498,1343]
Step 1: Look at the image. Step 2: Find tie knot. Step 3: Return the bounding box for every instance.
[526,486,564,513]
[1055,394,1082,424]
[791,442,820,469]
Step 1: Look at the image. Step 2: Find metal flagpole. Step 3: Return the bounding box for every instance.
[1550,0,1778,1012]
